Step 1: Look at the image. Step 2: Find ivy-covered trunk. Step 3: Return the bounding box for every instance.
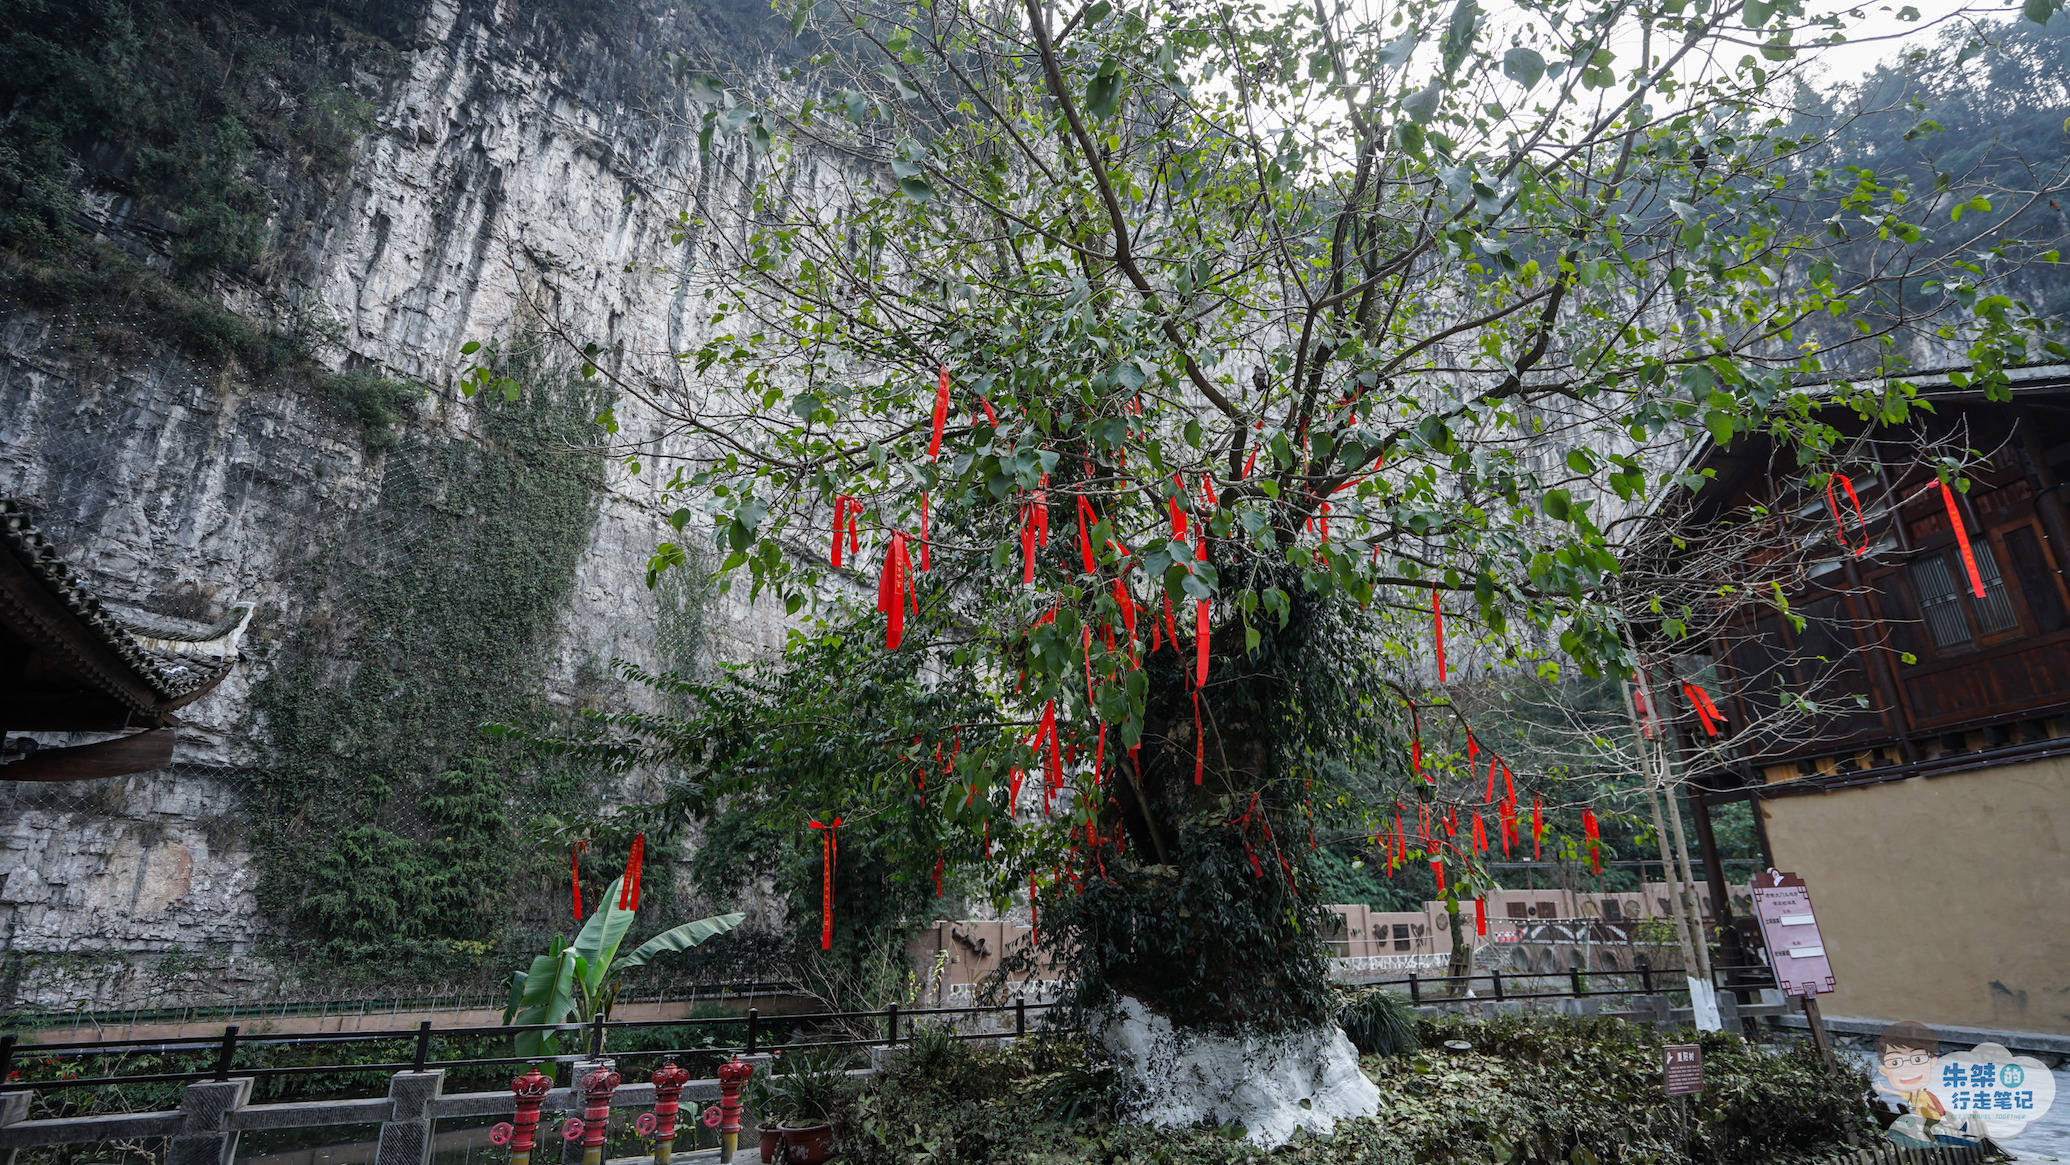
[1036,585,1349,1035]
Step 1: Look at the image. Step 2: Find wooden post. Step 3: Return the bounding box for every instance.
[1801,994,1836,1065]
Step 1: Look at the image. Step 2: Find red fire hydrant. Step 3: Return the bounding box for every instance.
[489,1067,553,1165]
[564,1062,621,1165]
[645,1059,692,1165]
[715,1055,755,1163]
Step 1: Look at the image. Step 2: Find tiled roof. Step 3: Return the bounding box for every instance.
[0,498,242,709]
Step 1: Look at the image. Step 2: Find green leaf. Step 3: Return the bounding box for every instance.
[1743,0,1774,26]
[1541,489,1572,521]
[1403,82,1443,125]
[508,947,580,1059]
[1501,47,1545,88]
[2023,0,2056,24]
[1085,62,1125,119]
[569,875,640,1001]
[619,913,747,969]
[1440,0,1482,77]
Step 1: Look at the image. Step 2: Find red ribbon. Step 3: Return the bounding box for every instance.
[1472,812,1486,854]
[1582,808,1602,874]
[1432,590,1447,683]
[1532,796,1543,860]
[1194,541,1210,688]
[1826,473,1867,556]
[1475,895,1487,936]
[1684,682,1720,736]
[1040,699,1061,813]
[570,843,586,920]
[1020,502,1037,584]
[877,533,916,649]
[1410,703,1425,782]
[808,817,842,950]
[618,833,645,911]
[1077,496,1099,574]
[929,366,950,460]
[1162,594,1181,654]
[1431,858,1445,892]
[1168,474,1188,539]
[830,495,859,567]
[1938,479,1987,598]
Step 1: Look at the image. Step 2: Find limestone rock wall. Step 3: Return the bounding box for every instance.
[0,0,801,1009]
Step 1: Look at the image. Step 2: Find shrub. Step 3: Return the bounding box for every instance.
[1337,988,1418,1056]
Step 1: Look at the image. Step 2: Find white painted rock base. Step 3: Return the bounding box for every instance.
[1097,995,1381,1148]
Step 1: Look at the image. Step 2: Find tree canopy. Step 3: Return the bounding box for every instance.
[494,0,2066,1028]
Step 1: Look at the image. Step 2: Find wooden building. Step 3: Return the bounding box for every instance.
[1668,369,2070,1038]
[1,498,247,781]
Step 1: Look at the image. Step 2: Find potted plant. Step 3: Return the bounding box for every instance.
[748,1048,849,1164]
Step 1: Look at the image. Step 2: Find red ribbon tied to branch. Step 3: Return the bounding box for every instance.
[570,842,586,920]
[617,832,645,912]
[1194,538,1211,687]
[1938,478,1987,598]
[1826,473,1867,556]
[808,817,842,950]
[830,495,859,567]
[1532,796,1543,860]
[929,366,950,460]
[1475,895,1487,936]
[1431,590,1448,683]
[1077,496,1099,575]
[1581,808,1602,874]
[877,533,916,649]
[1684,682,1726,737]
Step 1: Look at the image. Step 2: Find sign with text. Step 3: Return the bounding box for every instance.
[1664,1044,1705,1095]
[1749,869,1834,996]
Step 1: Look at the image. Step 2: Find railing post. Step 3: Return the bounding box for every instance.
[1491,972,1504,1001]
[1015,997,1026,1038]
[2,1086,29,1165]
[746,1007,759,1054]
[212,1025,239,1081]
[374,1067,445,1165]
[1408,973,1420,1004]
[1637,955,1654,995]
[411,1019,433,1072]
[885,1003,899,1045]
[1571,968,1587,998]
[0,1034,14,1089]
[166,1076,253,1165]
[588,1012,606,1059]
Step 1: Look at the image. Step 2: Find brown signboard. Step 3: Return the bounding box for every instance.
[1664,1044,1704,1095]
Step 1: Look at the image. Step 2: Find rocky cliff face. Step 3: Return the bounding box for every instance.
[0,0,801,1010]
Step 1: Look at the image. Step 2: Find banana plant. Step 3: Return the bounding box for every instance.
[503,871,743,1060]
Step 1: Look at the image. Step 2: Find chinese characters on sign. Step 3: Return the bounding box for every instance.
[1663,1044,1704,1095]
[1748,869,1834,996]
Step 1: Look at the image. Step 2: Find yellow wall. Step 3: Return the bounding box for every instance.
[1759,755,2070,1035]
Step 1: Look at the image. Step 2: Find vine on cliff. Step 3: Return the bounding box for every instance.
[245,366,613,969]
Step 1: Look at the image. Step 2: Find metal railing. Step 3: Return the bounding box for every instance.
[0,998,1059,1096]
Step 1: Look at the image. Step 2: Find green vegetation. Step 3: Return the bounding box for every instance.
[504,872,743,1059]
[246,367,613,970]
[817,1014,1870,1164]
[1337,989,1420,1057]
[0,0,390,273]
[316,368,424,452]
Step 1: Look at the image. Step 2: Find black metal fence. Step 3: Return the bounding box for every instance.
[0,999,1060,1096]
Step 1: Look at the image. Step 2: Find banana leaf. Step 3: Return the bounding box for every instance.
[619,912,746,968]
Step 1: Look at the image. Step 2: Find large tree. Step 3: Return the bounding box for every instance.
[488,0,2063,1032]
